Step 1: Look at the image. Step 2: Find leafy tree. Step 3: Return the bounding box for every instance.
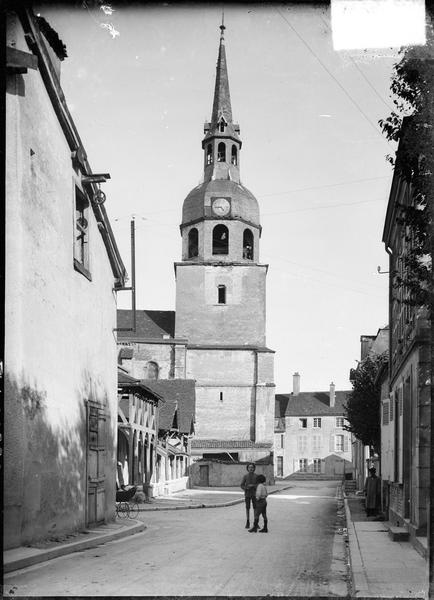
[344,353,388,455]
[378,16,433,310]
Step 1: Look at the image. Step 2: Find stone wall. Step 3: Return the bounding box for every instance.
[189,461,275,487]
[175,264,266,345]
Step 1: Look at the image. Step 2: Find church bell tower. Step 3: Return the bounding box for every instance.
[175,20,275,462]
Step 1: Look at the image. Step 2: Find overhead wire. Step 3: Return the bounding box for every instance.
[319,15,396,114]
[274,7,395,150]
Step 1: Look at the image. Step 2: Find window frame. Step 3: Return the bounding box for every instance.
[217,142,226,162]
[188,227,199,258]
[217,285,226,304]
[299,458,308,473]
[313,417,322,428]
[73,186,91,280]
[212,224,229,255]
[335,417,344,428]
[299,418,307,429]
[335,434,344,452]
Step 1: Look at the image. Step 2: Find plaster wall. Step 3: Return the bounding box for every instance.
[274,415,352,478]
[194,385,252,439]
[118,342,175,380]
[189,461,274,487]
[187,348,255,384]
[175,264,266,345]
[255,385,275,443]
[5,20,119,549]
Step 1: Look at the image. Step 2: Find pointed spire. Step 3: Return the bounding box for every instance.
[211,14,232,125]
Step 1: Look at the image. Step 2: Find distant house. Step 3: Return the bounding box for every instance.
[5,9,126,549]
[274,373,352,479]
[140,379,196,496]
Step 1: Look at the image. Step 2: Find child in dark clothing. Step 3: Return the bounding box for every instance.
[249,474,268,533]
[240,463,257,529]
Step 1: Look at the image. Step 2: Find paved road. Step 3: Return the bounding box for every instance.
[3,480,349,596]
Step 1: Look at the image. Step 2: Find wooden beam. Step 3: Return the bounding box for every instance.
[7,46,38,72]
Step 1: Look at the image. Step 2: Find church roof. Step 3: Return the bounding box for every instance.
[182,179,260,227]
[211,22,232,125]
[141,379,196,434]
[117,309,175,340]
[275,391,351,417]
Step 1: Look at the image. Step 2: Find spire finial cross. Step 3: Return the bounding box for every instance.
[220,8,225,39]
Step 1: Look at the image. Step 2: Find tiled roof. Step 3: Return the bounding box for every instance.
[275,391,351,417]
[191,439,273,449]
[118,347,133,360]
[117,309,175,340]
[118,370,164,402]
[140,379,196,434]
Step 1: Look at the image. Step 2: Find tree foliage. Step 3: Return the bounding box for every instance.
[344,353,388,454]
[378,20,434,310]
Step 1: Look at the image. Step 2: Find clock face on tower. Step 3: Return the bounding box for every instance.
[212,197,231,217]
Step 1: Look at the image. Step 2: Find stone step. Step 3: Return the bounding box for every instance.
[387,525,409,542]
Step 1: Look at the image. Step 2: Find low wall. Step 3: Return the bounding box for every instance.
[189,461,275,487]
[149,476,189,498]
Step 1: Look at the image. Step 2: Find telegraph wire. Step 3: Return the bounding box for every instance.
[275,7,395,150]
[319,15,395,114]
[259,175,391,198]
[262,196,385,216]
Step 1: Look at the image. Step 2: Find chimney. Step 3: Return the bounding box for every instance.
[293,372,300,396]
[330,382,336,407]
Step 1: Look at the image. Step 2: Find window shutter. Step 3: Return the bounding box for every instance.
[330,434,334,452]
[344,435,349,452]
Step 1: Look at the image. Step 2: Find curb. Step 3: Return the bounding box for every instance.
[4,521,146,574]
[343,494,369,598]
[136,484,294,511]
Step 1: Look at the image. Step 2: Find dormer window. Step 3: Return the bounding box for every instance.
[219,118,227,133]
[231,145,237,166]
[217,142,226,162]
[206,144,213,165]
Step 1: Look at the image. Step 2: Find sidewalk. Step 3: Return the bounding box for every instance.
[4,483,292,574]
[344,492,428,598]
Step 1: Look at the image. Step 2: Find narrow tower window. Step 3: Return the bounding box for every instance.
[217,142,226,162]
[243,229,254,259]
[218,285,226,304]
[219,118,226,133]
[188,228,199,258]
[206,144,213,165]
[213,224,229,255]
[231,145,237,166]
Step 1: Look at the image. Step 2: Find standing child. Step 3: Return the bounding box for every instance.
[249,474,268,533]
[240,463,257,529]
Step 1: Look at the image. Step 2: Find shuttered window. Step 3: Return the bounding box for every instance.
[297,435,307,453]
[383,401,390,425]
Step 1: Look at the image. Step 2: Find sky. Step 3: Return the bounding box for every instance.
[38,2,411,394]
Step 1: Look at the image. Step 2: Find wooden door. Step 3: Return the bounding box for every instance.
[199,464,209,486]
[86,403,106,526]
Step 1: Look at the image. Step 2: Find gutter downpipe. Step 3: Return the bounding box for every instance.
[114,219,136,333]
